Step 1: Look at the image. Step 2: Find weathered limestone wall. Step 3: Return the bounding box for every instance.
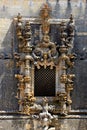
[0,116,87,130]
[0,0,87,130]
[0,0,86,18]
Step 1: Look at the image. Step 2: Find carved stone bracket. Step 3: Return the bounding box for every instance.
[14,3,75,116]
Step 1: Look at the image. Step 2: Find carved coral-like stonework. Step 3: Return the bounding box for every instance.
[14,3,75,116]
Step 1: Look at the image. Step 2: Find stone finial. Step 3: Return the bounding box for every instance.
[40,3,51,20]
[17,13,22,22]
[70,14,73,23]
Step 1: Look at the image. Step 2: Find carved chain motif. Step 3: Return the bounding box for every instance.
[14,3,75,116]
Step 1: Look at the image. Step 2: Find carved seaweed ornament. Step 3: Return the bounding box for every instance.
[14,4,75,115]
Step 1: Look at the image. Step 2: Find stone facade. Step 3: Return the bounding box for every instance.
[0,0,87,130]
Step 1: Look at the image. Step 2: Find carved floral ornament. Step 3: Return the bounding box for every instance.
[14,3,76,116]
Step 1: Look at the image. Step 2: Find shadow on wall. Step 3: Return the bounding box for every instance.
[0,0,86,18]
[0,20,18,111]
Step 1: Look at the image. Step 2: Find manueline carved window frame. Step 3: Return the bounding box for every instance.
[14,3,75,116]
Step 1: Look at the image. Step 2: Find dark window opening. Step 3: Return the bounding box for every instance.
[34,67,56,96]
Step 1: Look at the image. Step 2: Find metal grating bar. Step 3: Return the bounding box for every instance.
[34,67,56,96]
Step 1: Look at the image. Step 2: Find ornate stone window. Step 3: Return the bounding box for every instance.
[14,3,75,115]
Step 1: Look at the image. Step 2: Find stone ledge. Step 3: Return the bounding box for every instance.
[0,112,87,119]
[0,115,87,119]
